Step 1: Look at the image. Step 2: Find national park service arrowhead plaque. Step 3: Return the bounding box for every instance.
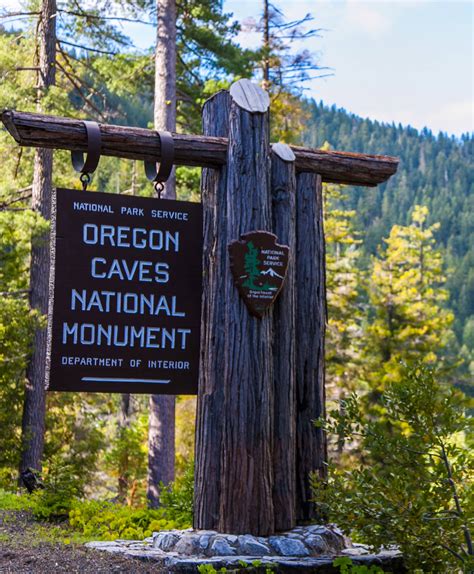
[228,231,290,318]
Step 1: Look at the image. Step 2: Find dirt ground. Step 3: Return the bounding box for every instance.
[0,510,168,574]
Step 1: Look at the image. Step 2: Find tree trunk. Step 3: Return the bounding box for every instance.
[148,395,176,507]
[20,0,56,475]
[195,85,275,536]
[118,393,132,502]
[262,0,270,90]
[295,172,327,523]
[154,0,176,199]
[194,90,231,531]
[271,149,297,531]
[147,0,177,507]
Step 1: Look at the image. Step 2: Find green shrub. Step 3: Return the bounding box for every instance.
[159,459,194,525]
[0,489,35,511]
[68,499,188,540]
[333,557,388,573]
[197,563,276,574]
[314,364,474,573]
[30,459,84,520]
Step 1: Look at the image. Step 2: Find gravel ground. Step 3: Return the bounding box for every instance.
[0,510,168,574]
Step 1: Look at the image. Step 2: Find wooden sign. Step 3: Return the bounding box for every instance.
[228,231,289,317]
[46,188,203,394]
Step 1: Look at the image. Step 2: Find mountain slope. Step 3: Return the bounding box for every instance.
[303,100,473,347]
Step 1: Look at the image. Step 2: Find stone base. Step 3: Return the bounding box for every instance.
[86,526,405,572]
[152,525,347,557]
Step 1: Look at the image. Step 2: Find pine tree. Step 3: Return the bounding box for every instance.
[20,0,57,477]
[366,205,455,388]
[148,0,177,509]
[324,183,364,456]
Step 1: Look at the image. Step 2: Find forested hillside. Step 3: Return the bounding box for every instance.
[304,100,474,349]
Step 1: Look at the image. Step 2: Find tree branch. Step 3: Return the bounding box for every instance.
[58,39,117,55]
[56,9,154,25]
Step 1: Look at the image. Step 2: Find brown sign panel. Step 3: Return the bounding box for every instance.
[46,188,202,394]
[228,231,289,317]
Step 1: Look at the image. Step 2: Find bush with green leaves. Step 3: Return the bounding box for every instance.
[197,561,276,574]
[313,364,473,573]
[333,557,388,574]
[30,451,104,521]
[158,459,194,526]
[68,499,186,540]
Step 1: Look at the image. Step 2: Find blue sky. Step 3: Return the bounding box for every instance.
[223,0,473,137]
[2,0,472,136]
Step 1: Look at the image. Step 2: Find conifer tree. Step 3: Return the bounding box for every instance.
[20,0,56,477]
[324,183,364,457]
[148,0,177,509]
[366,205,455,388]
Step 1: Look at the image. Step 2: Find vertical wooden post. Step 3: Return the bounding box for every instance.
[295,172,327,523]
[195,81,275,536]
[195,90,231,531]
[271,145,297,531]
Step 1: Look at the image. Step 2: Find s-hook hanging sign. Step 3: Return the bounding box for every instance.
[71,120,102,191]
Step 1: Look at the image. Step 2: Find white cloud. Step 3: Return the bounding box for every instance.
[344,1,392,37]
[427,99,474,135]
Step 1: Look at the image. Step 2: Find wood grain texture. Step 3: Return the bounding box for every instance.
[295,172,327,523]
[1,109,227,168]
[218,92,275,536]
[195,91,276,536]
[194,91,231,531]
[229,79,270,113]
[271,152,297,531]
[1,109,399,186]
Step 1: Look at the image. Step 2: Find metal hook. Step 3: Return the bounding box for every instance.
[71,120,102,191]
[80,173,91,191]
[154,181,165,199]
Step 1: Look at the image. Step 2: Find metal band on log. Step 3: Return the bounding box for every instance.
[1,109,398,186]
[295,172,327,522]
[271,146,297,531]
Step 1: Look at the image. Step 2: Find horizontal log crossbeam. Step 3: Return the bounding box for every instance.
[1,109,399,187]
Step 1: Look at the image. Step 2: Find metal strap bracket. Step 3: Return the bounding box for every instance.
[71,120,102,191]
[144,130,175,198]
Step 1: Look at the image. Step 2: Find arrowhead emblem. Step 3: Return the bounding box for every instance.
[228,231,290,318]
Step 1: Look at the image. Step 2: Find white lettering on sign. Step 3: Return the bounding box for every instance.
[62,322,191,350]
[150,210,189,221]
[90,258,169,283]
[70,290,185,317]
[83,224,180,252]
[48,188,202,394]
[73,201,114,214]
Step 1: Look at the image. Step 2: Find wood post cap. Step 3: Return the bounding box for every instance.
[272,143,296,162]
[229,79,270,113]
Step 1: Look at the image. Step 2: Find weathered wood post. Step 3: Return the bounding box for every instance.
[271,144,297,531]
[194,90,231,531]
[195,81,276,536]
[295,173,327,522]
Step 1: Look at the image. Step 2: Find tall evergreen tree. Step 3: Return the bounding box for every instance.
[20,0,56,476]
[147,0,177,509]
[365,206,455,389]
[324,184,363,398]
